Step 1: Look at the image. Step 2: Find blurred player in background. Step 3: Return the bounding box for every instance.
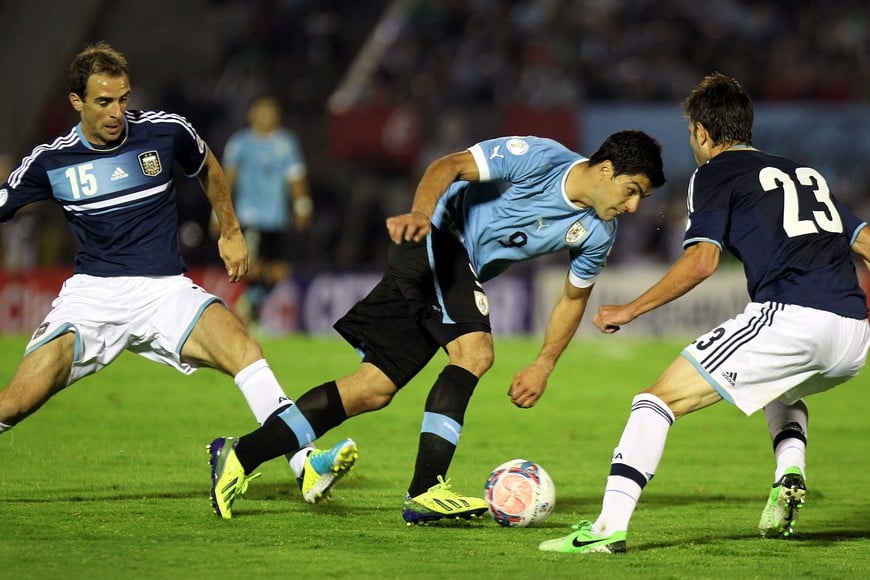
[540,73,870,554]
[207,130,666,522]
[0,42,352,507]
[219,95,312,329]
[0,153,38,270]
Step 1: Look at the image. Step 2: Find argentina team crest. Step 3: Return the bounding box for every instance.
[138,150,163,176]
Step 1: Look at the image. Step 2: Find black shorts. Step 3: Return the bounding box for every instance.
[243,228,288,262]
[333,227,492,387]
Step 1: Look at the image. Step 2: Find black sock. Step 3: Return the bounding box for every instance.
[294,381,348,435]
[282,381,347,465]
[235,382,347,473]
[235,414,298,474]
[408,365,478,497]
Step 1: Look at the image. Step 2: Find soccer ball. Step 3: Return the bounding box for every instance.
[484,459,556,527]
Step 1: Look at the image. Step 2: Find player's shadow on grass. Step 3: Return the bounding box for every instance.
[1,481,299,503]
[633,528,870,552]
[555,493,870,550]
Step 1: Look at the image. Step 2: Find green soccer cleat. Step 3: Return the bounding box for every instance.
[759,466,806,538]
[299,438,358,504]
[208,436,260,519]
[539,520,627,554]
[402,476,489,525]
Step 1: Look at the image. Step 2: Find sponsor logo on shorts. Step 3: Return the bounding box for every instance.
[721,371,738,386]
[32,322,48,341]
[0,188,7,207]
[474,290,489,316]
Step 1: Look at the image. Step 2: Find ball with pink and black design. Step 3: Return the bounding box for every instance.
[484,459,556,527]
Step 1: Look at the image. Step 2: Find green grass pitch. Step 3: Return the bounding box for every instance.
[1,335,868,578]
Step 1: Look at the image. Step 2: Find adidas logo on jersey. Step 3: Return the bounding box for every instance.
[721,371,738,386]
[110,166,129,181]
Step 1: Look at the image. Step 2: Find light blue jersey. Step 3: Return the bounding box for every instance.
[222,128,306,230]
[431,136,616,285]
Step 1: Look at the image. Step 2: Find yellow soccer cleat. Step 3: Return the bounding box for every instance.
[299,438,358,503]
[208,436,259,519]
[402,476,489,524]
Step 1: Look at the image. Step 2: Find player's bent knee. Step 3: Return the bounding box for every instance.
[239,335,265,364]
[451,352,493,378]
[0,385,53,425]
[337,371,397,416]
[446,336,494,377]
[344,388,394,416]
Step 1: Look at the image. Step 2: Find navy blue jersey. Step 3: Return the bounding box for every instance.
[684,148,867,319]
[0,110,208,276]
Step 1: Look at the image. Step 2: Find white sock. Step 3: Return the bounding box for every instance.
[0,421,10,436]
[773,440,806,481]
[593,393,675,536]
[289,447,313,477]
[764,399,808,481]
[235,360,315,477]
[234,359,293,424]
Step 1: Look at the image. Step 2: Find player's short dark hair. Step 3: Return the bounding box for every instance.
[588,130,665,188]
[682,72,753,146]
[69,41,130,98]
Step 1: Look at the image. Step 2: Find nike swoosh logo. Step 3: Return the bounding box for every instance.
[572,537,604,548]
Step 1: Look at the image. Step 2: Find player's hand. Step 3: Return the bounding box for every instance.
[386,211,430,244]
[508,365,549,409]
[218,230,249,283]
[592,304,634,334]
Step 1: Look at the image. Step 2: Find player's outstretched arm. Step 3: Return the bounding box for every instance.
[593,241,720,333]
[509,279,592,409]
[197,149,248,282]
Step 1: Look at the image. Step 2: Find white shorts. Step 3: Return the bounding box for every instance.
[26,274,223,385]
[682,302,870,415]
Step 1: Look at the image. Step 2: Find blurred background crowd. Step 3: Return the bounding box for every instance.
[0,0,867,274]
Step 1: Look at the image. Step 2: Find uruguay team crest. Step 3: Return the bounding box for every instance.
[474,290,490,316]
[138,150,162,176]
[565,220,588,244]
